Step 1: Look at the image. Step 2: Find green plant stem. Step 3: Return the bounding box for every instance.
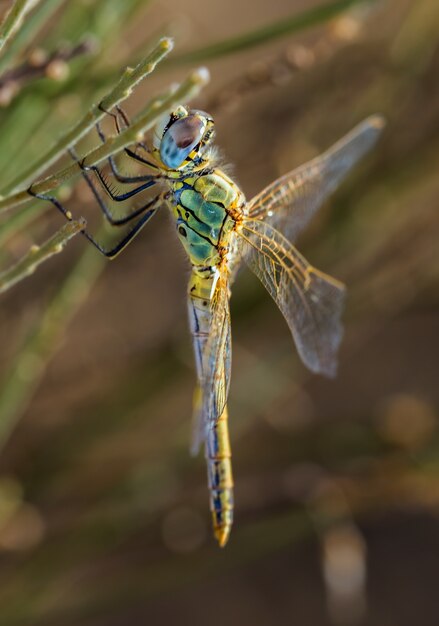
[0,0,64,73]
[1,36,174,196]
[0,238,106,449]
[0,219,84,294]
[0,66,209,214]
[0,0,41,54]
[171,0,373,63]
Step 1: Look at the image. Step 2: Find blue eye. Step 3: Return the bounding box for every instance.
[160,115,205,168]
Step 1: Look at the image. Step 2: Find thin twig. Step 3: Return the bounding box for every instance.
[0,37,97,106]
[0,36,174,195]
[0,0,64,74]
[0,0,41,54]
[0,65,210,214]
[0,218,84,294]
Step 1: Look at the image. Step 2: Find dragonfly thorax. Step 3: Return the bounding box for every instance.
[167,169,244,267]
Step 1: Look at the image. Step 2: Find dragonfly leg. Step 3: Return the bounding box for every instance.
[27,186,163,259]
[95,116,159,184]
[79,104,162,202]
[78,153,161,203]
[81,202,161,258]
[113,105,161,170]
[98,103,160,172]
[68,148,161,226]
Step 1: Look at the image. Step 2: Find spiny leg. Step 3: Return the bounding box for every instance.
[114,105,160,170]
[70,148,160,226]
[114,104,170,171]
[73,146,166,253]
[95,122,156,184]
[98,103,160,175]
[95,112,160,184]
[82,160,160,202]
[26,101,167,258]
[27,185,164,258]
[114,105,151,154]
[76,104,163,202]
[82,201,161,258]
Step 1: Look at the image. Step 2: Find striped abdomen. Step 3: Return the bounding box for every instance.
[187,267,234,547]
[205,405,233,547]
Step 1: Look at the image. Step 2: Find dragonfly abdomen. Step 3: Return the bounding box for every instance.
[205,406,234,547]
[187,267,234,546]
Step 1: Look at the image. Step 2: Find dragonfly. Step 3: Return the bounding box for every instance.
[32,105,385,547]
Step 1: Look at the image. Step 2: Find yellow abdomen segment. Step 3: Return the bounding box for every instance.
[205,405,234,547]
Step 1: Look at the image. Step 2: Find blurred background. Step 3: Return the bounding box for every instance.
[0,0,438,624]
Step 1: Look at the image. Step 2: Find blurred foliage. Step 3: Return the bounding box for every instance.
[0,0,438,625]
[169,0,372,63]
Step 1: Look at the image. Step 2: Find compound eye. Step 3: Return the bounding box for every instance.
[160,114,205,168]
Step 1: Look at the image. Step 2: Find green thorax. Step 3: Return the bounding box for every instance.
[167,169,244,267]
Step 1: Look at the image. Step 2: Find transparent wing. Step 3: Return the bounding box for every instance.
[191,271,231,454]
[247,115,385,241]
[239,218,346,377]
[202,273,231,424]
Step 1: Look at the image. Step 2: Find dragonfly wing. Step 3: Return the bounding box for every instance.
[239,218,345,377]
[190,270,232,453]
[247,115,385,241]
[190,385,205,456]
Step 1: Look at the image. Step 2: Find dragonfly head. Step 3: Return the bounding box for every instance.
[152,105,215,171]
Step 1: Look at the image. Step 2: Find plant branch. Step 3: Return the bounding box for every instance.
[1,36,174,195]
[0,0,41,54]
[0,218,84,294]
[0,37,96,106]
[0,0,64,73]
[0,66,210,214]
